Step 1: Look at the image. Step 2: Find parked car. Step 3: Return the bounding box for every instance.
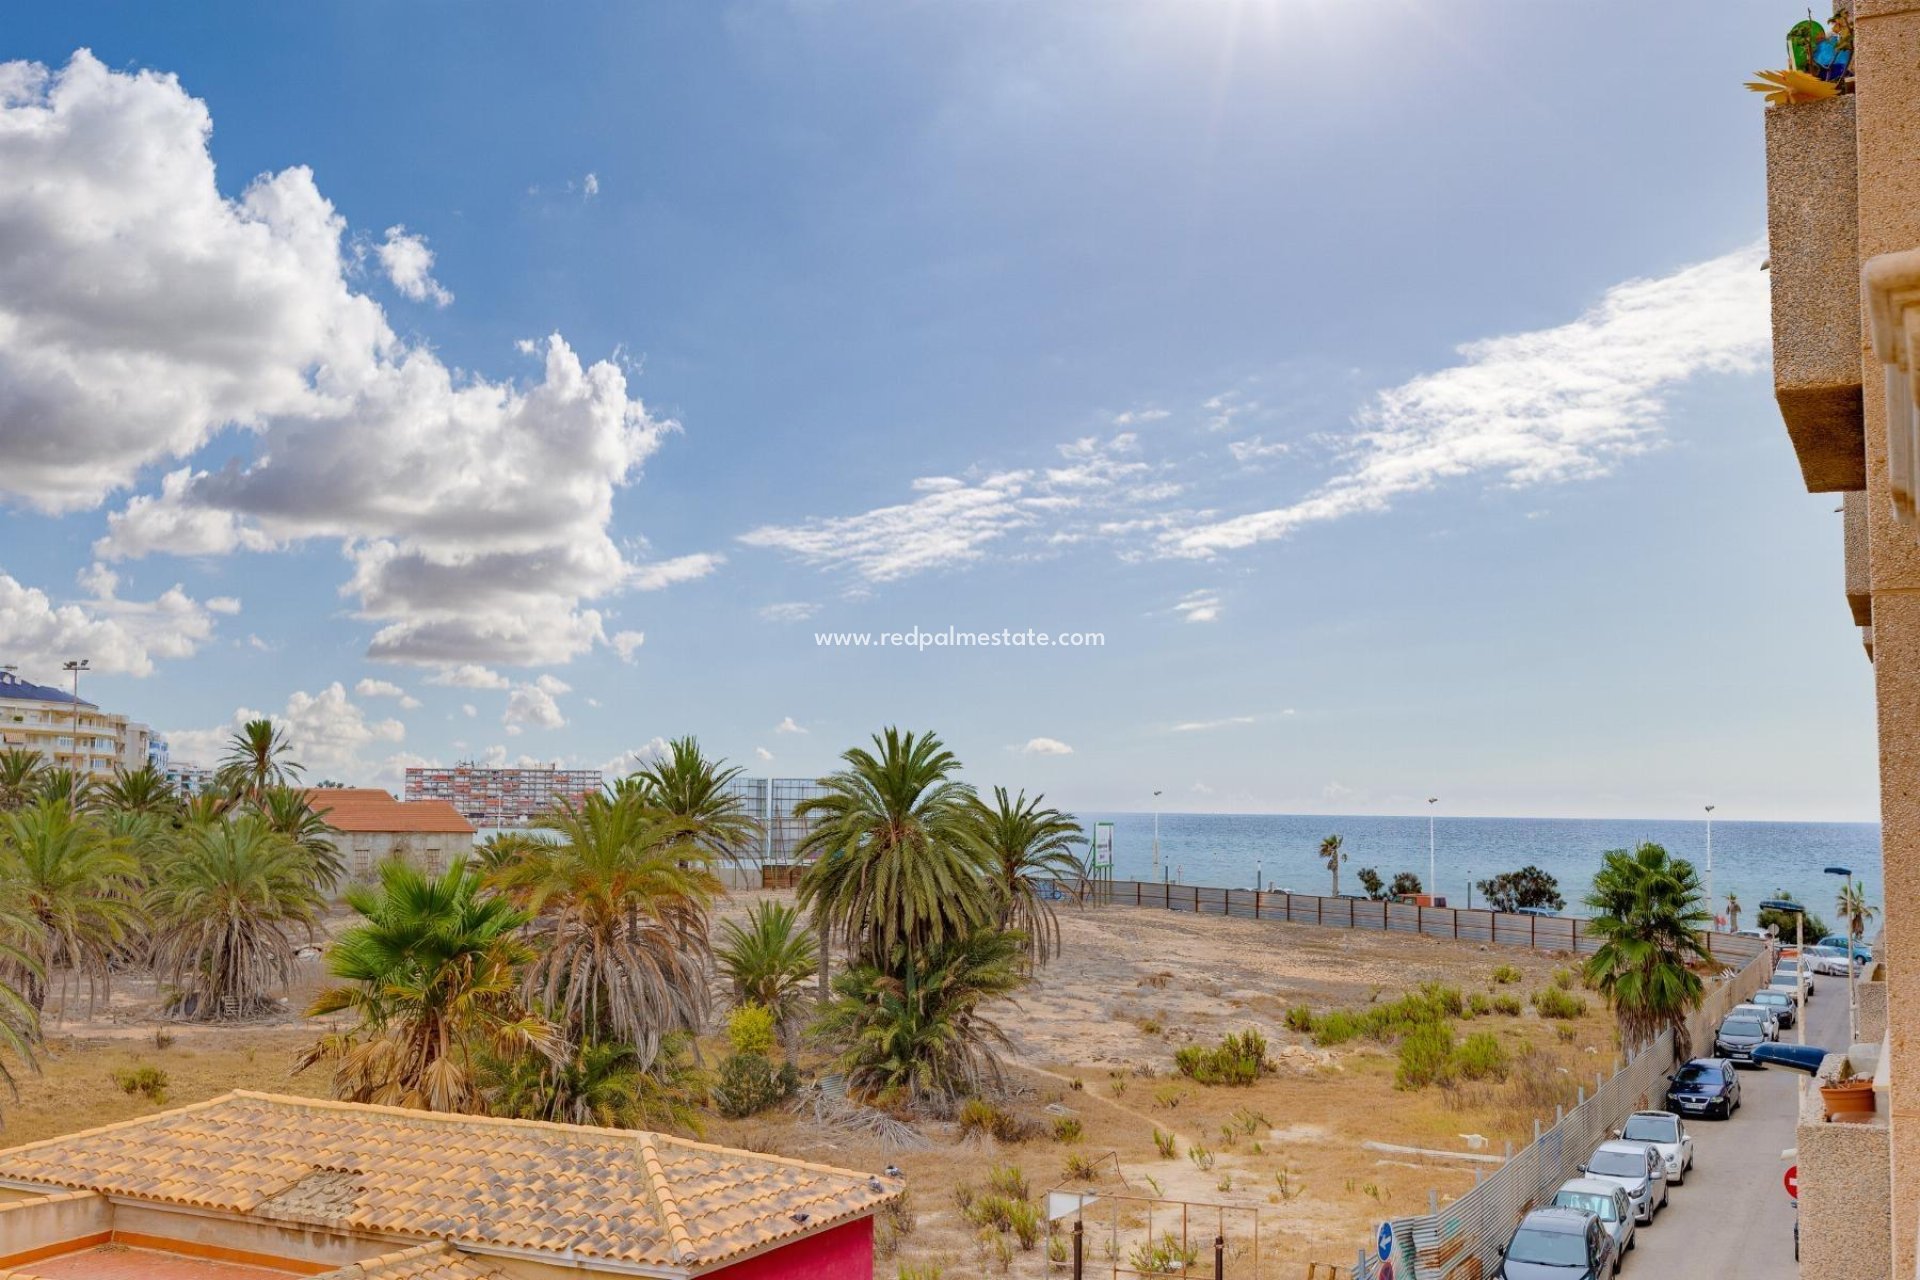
[1665,1057,1741,1118]
[1714,1014,1772,1064]
[1496,1207,1619,1279]
[1551,1178,1636,1259]
[1579,1140,1669,1224]
[1750,988,1798,1029]
[1616,1110,1694,1184]
[1800,945,1855,977]
[1817,934,1873,964]
[1772,961,1817,996]
[1729,1002,1781,1039]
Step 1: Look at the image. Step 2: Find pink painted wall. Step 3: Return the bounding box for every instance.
[704,1217,873,1280]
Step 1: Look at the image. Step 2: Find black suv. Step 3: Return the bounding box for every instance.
[1665,1057,1741,1118]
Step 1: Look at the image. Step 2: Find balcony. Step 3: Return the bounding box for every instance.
[1767,95,1864,492]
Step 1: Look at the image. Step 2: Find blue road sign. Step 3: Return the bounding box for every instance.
[1376,1221,1394,1262]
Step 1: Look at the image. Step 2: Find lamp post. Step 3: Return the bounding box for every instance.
[1426,797,1439,897]
[61,658,89,775]
[1826,866,1858,1047]
[1704,805,1716,927]
[1152,790,1163,884]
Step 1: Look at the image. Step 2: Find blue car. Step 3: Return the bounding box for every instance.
[1817,935,1873,965]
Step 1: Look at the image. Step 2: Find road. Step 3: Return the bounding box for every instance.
[1622,979,1849,1280]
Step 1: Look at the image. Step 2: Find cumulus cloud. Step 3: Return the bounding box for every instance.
[425,663,510,689]
[630,553,722,591]
[375,225,452,306]
[1019,737,1074,756]
[611,630,645,662]
[165,682,404,778]
[1164,245,1771,555]
[205,596,241,615]
[758,602,819,623]
[502,673,569,732]
[582,172,600,198]
[0,52,684,667]
[775,716,807,735]
[755,746,773,762]
[1173,590,1221,623]
[354,676,421,709]
[1171,715,1255,732]
[0,565,223,677]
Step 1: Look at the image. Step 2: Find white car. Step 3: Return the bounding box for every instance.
[1729,1002,1781,1039]
[1580,1140,1670,1224]
[1616,1111,1695,1186]
[1800,945,1855,977]
[1772,962,1817,997]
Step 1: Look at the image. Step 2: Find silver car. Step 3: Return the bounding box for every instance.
[1552,1178,1636,1258]
[1580,1140,1669,1224]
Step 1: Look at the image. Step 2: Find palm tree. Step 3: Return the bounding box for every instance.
[216,718,303,803]
[494,791,719,1067]
[148,816,322,1019]
[256,786,345,893]
[485,1036,702,1133]
[35,768,95,812]
[0,798,141,1014]
[796,728,993,974]
[474,830,551,873]
[1724,891,1741,933]
[0,749,47,811]
[301,859,557,1113]
[969,787,1085,969]
[98,765,179,817]
[1582,842,1713,1056]
[1320,834,1346,897]
[622,737,761,863]
[1836,880,1877,951]
[814,926,1027,1107]
[0,873,43,1114]
[716,900,819,1053]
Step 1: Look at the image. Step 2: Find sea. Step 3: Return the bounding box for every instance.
[1074,812,1882,928]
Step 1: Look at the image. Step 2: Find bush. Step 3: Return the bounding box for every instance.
[1394,1021,1457,1090]
[726,1002,778,1057]
[1052,1116,1084,1144]
[987,1163,1031,1200]
[1531,987,1586,1020]
[1153,1128,1178,1158]
[112,1064,169,1103]
[958,1099,1035,1143]
[1172,1027,1271,1086]
[1284,1005,1315,1033]
[1454,1031,1511,1081]
[874,1191,916,1258]
[712,1052,797,1118]
[1006,1198,1041,1251]
[1491,994,1523,1016]
[1312,1010,1365,1046]
[1062,1152,1103,1181]
[1467,993,1492,1017]
[1551,968,1576,991]
[966,1192,1020,1232]
[1490,964,1523,985]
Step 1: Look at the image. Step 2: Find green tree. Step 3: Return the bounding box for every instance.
[1476,866,1566,914]
[484,1036,703,1133]
[968,787,1085,968]
[1758,892,1829,943]
[1319,834,1346,897]
[796,728,994,973]
[147,816,322,1018]
[0,798,142,1014]
[715,900,819,1053]
[98,765,180,817]
[1582,843,1712,1056]
[1836,880,1877,948]
[619,737,761,863]
[0,872,42,1114]
[1388,871,1424,899]
[256,786,345,892]
[0,749,46,812]
[473,831,551,873]
[301,859,557,1112]
[216,718,303,804]
[1355,867,1385,900]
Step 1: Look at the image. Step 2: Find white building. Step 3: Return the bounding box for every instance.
[0,669,149,780]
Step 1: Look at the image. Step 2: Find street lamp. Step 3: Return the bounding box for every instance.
[61,659,89,774]
[1152,790,1163,884]
[1427,797,1439,897]
[1703,805,1716,927]
[1760,898,1807,1051]
[1825,866,1858,1047]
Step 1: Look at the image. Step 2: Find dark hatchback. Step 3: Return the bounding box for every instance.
[1714,1015,1771,1064]
[1496,1207,1618,1280]
[1665,1057,1741,1118]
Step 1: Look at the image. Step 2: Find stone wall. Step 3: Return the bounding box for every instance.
[1797,1050,1893,1280]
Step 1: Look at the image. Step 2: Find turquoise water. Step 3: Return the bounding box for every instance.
[1076,812,1881,926]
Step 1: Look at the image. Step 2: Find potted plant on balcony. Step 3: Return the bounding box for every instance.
[1820,1057,1876,1119]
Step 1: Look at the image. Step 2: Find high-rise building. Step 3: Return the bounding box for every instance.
[405,763,603,828]
[0,669,149,780]
[719,774,829,864]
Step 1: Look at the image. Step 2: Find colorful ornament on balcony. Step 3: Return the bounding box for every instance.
[1746,67,1841,103]
[1787,17,1825,71]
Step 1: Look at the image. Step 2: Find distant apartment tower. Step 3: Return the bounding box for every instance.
[405,762,603,828]
[0,668,154,780]
[163,762,216,797]
[719,775,829,864]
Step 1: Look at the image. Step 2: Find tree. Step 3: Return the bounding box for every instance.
[302,859,557,1112]
[1836,880,1877,948]
[0,872,42,1116]
[620,737,761,863]
[494,790,719,1068]
[0,749,47,812]
[98,765,179,817]
[796,728,994,972]
[474,831,551,873]
[1355,867,1385,900]
[147,816,322,1018]
[968,787,1085,969]
[716,900,819,1053]
[216,719,303,803]
[1758,892,1829,943]
[485,1036,702,1134]
[1723,892,1741,933]
[255,787,345,892]
[1476,866,1566,914]
[1319,834,1345,897]
[1388,871,1424,899]
[0,798,141,1014]
[1582,843,1712,1056]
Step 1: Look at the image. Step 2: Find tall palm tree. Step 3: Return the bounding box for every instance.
[0,749,47,812]
[715,900,819,1052]
[623,737,762,863]
[148,816,322,1018]
[98,765,179,817]
[1724,891,1742,934]
[969,787,1085,969]
[0,798,141,1014]
[796,728,993,974]
[1836,880,1877,951]
[494,791,719,1067]
[1583,842,1713,1056]
[0,872,42,1114]
[1320,834,1346,897]
[216,718,303,803]
[256,786,345,893]
[301,859,556,1113]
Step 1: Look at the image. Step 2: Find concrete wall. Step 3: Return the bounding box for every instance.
[1862,977,1890,1044]
[1797,1052,1893,1280]
[108,1203,397,1273]
[330,831,476,879]
[0,1192,111,1268]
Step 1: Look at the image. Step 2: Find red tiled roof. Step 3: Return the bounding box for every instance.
[302,789,475,836]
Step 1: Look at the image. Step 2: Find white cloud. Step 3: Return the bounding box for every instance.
[165,682,404,780]
[246,633,275,653]
[1019,737,1074,756]
[1173,590,1221,624]
[754,746,773,762]
[757,601,819,623]
[611,630,645,662]
[1113,408,1169,427]
[426,663,510,690]
[1190,781,1214,795]
[461,703,477,718]
[0,566,222,678]
[503,676,567,731]
[0,53,676,668]
[630,553,722,591]
[355,676,421,710]
[1170,715,1256,733]
[600,737,668,776]
[375,225,452,307]
[582,172,600,198]
[1227,436,1290,464]
[205,596,241,615]
[1164,245,1770,556]
[775,716,807,735]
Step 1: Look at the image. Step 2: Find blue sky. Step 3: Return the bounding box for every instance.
[0,1,1879,821]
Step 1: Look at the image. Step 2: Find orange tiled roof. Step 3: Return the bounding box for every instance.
[315,1243,502,1280]
[0,1093,899,1275]
[303,790,475,836]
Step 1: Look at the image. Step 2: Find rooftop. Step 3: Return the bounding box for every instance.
[301,789,475,835]
[23,1244,299,1280]
[0,1092,900,1274]
[0,670,95,708]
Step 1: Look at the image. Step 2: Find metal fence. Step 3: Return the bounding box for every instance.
[1350,946,1774,1280]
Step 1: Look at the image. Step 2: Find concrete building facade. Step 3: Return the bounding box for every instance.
[0,669,157,780]
[303,788,477,879]
[404,764,602,828]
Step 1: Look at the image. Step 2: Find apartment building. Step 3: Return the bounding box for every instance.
[0,669,155,779]
[404,763,603,828]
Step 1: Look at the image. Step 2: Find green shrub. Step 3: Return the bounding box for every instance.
[1312,1010,1364,1046]
[1152,1083,1185,1110]
[1173,1028,1270,1086]
[1005,1198,1041,1251]
[1062,1152,1102,1181]
[1284,1005,1316,1033]
[1153,1128,1178,1158]
[1467,993,1492,1017]
[1490,964,1523,985]
[1130,1233,1201,1274]
[1394,1021,1457,1090]
[1052,1116,1084,1144]
[1551,968,1577,991]
[712,1052,797,1118]
[1454,1031,1511,1081]
[958,1099,1035,1143]
[1491,993,1523,1016]
[986,1164,1030,1200]
[966,1192,1020,1232]
[1531,987,1586,1019]
[726,1002,778,1057]
[898,1265,944,1280]
[874,1190,916,1258]
[111,1064,168,1103]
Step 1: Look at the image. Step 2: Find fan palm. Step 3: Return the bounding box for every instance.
[1836,880,1877,948]
[716,900,819,1052]
[796,728,993,973]
[495,791,719,1067]
[148,816,323,1018]
[255,786,345,893]
[0,749,47,811]
[1320,834,1346,897]
[1582,842,1713,1056]
[0,798,141,1014]
[969,787,1084,969]
[622,737,761,863]
[98,765,179,817]
[216,718,303,803]
[301,859,556,1113]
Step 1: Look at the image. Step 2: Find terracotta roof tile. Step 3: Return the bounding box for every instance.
[312,1243,500,1280]
[0,1093,899,1275]
[302,790,475,836]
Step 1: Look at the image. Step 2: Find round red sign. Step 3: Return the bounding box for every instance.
[1784,1165,1799,1200]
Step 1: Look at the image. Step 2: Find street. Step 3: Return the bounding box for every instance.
[1622,981,1849,1279]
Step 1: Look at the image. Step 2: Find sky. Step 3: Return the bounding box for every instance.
[0,1,1881,822]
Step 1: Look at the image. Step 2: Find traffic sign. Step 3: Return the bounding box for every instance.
[1376,1221,1394,1261]
[1784,1165,1799,1200]
[1378,1263,1394,1280]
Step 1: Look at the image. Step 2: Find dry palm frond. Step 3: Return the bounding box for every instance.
[1745,68,1839,105]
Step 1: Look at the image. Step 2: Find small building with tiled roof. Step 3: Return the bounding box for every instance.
[302,789,477,881]
[0,1092,901,1280]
